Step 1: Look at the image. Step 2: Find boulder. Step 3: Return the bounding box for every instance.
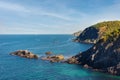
[10,50,38,59]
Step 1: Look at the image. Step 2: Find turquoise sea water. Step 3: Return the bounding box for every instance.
[0,35,120,80]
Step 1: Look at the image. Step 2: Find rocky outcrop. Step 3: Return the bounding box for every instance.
[41,55,64,62]
[10,50,39,59]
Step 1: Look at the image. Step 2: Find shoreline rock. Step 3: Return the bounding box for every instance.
[65,57,79,64]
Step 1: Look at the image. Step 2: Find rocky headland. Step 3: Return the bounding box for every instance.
[67,21,120,75]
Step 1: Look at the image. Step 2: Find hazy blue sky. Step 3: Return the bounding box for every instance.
[0,0,120,34]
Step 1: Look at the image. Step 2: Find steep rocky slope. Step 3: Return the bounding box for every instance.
[68,21,120,75]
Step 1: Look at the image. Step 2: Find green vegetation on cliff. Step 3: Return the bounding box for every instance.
[92,21,120,42]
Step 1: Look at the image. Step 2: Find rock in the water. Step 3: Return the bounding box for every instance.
[41,55,64,62]
[10,50,39,59]
[45,51,52,56]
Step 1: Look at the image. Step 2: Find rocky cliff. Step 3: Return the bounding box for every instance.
[68,21,120,75]
[75,21,120,44]
[73,34,120,75]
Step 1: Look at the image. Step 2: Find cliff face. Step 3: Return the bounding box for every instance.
[70,21,120,75]
[74,35,120,75]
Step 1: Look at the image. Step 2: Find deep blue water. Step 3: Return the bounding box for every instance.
[0,35,120,80]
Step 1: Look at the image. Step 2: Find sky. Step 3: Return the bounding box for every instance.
[0,0,120,34]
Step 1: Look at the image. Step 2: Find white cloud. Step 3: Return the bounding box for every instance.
[0,1,72,21]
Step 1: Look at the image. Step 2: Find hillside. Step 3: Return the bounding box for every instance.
[75,21,120,44]
[67,21,120,75]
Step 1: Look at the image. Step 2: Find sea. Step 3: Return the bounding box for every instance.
[0,35,120,80]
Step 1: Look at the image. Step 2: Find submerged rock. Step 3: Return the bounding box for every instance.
[10,50,39,59]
